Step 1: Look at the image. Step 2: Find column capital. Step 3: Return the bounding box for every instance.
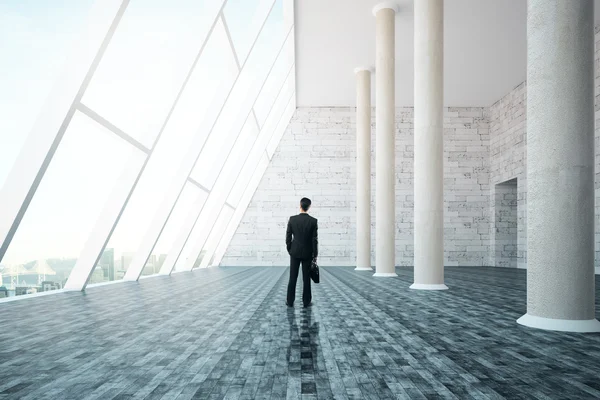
[372,2,398,16]
[354,67,373,74]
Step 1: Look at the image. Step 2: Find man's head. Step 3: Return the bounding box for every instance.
[300,197,311,212]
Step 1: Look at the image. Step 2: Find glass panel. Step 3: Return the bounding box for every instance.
[96,18,237,283]
[253,30,294,127]
[213,154,269,266]
[187,116,261,270]
[283,0,294,28]
[140,183,205,276]
[218,118,260,188]
[175,190,229,271]
[0,112,144,296]
[176,212,213,271]
[223,0,274,64]
[160,184,209,275]
[82,0,224,148]
[175,180,236,271]
[153,18,238,161]
[195,116,259,194]
[266,90,296,158]
[198,206,234,269]
[0,0,95,188]
[176,116,263,272]
[190,0,289,189]
[228,76,295,207]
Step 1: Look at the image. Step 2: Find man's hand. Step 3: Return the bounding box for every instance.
[286,218,292,253]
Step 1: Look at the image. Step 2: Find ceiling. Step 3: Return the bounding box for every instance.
[294,0,600,107]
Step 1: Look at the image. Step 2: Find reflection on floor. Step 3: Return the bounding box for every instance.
[1,266,600,399]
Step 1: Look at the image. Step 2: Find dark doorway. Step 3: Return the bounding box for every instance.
[494,178,517,268]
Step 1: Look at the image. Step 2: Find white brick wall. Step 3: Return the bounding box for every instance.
[223,27,600,270]
[488,82,528,269]
[488,27,600,269]
[222,107,491,267]
[492,180,518,268]
[594,26,600,273]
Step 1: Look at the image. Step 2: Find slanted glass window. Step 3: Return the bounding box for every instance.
[253,30,295,127]
[223,0,274,65]
[219,117,261,189]
[141,182,207,276]
[198,206,234,269]
[175,190,228,272]
[0,0,297,295]
[0,112,144,294]
[176,116,260,271]
[0,0,95,188]
[99,18,237,282]
[162,182,210,274]
[190,0,291,190]
[228,74,295,207]
[267,88,296,158]
[213,154,270,267]
[82,0,224,148]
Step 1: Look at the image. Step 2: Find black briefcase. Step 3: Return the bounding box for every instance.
[310,258,320,283]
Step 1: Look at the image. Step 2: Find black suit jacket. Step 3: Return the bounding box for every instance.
[286,213,318,260]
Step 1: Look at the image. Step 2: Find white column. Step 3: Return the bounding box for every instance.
[373,3,397,277]
[355,67,373,271]
[411,0,447,290]
[517,0,600,332]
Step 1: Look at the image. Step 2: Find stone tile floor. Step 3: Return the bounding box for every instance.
[1,266,600,399]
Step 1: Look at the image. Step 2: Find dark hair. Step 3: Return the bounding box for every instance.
[300,197,312,212]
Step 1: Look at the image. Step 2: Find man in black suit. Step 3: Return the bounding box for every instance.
[286,197,318,308]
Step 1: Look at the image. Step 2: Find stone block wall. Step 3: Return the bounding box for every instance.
[222,27,600,270]
[594,25,600,268]
[492,179,518,268]
[221,107,491,267]
[488,83,527,269]
[487,27,600,269]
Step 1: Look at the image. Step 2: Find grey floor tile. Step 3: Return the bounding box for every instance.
[1,266,600,399]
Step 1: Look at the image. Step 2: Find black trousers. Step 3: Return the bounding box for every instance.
[287,256,312,306]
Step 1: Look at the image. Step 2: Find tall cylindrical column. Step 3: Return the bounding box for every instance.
[373,3,397,277]
[355,67,373,271]
[411,0,447,290]
[517,0,600,332]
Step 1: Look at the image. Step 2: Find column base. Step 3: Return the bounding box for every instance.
[409,283,448,290]
[517,313,600,333]
[373,272,398,277]
[354,267,373,271]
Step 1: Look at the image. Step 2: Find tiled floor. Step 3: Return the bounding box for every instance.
[1,266,600,399]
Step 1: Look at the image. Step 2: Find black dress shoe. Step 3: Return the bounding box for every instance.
[286,301,293,307]
[303,302,312,308]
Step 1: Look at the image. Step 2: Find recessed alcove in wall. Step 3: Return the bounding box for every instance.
[494,178,518,268]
